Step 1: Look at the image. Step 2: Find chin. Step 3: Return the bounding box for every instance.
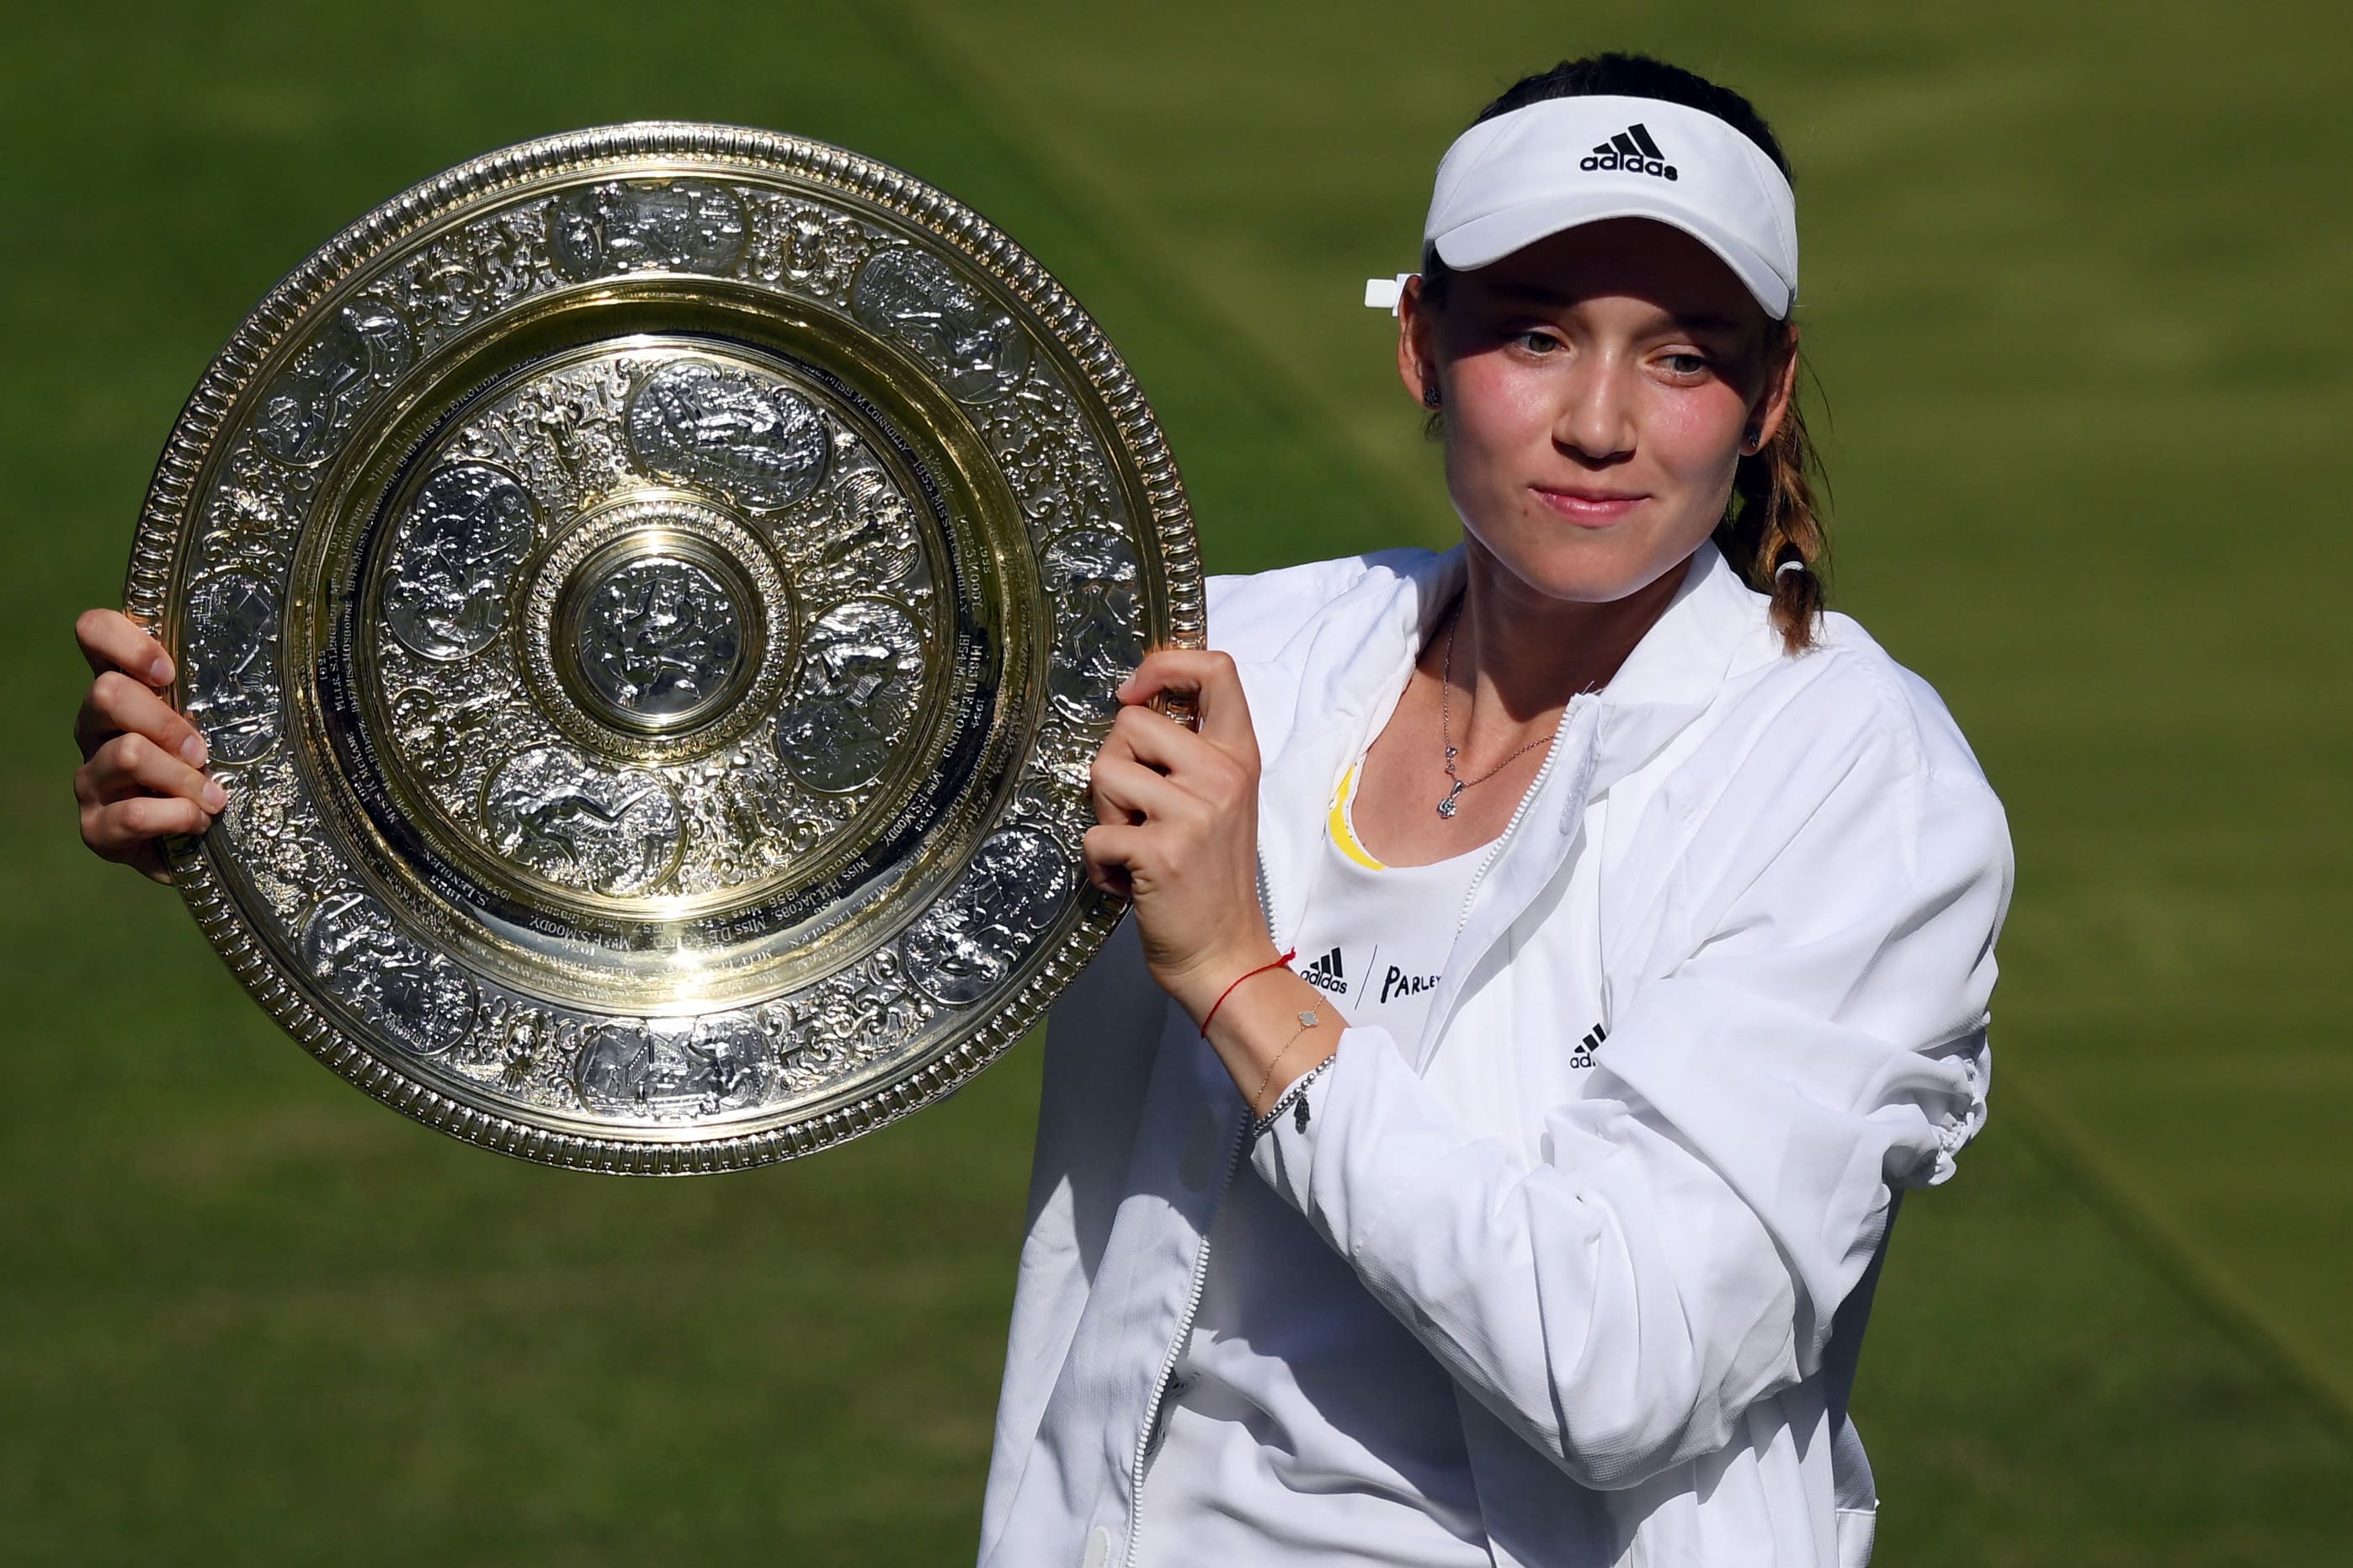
[1473,522,1697,609]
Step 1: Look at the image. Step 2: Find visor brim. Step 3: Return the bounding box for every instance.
[1433,197,1793,321]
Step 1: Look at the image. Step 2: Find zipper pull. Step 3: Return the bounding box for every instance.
[1146,1375,1185,1461]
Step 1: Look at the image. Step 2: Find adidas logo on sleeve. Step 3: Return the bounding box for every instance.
[1580,122,1677,181]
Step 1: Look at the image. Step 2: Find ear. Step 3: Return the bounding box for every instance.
[1744,322,1801,450]
[1394,274,1438,407]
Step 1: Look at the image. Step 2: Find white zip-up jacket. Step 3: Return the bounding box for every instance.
[981,539,2013,1568]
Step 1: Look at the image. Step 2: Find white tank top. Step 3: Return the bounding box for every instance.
[1293,758,1492,1047]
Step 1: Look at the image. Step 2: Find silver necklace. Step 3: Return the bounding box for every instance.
[1435,604,1584,818]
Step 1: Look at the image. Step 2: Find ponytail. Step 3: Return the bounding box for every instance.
[1715,341,1829,654]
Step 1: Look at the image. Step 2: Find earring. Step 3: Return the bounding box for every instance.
[1423,385,1443,409]
[1740,425,1761,454]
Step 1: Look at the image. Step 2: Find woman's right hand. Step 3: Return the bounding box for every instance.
[72,608,226,884]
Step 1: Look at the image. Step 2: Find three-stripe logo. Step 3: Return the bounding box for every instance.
[1580,123,1678,181]
[1302,946,1348,997]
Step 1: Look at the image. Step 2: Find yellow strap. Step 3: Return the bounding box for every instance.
[1327,762,1387,870]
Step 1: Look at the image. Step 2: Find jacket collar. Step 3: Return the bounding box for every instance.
[1587,536,1766,795]
[1241,538,1771,1059]
[1248,538,1765,827]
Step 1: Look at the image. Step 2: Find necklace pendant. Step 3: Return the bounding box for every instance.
[1435,781,1464,818]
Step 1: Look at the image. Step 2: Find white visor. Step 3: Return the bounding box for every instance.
[1366,94,1797,320]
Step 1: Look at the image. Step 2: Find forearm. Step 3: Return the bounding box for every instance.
[1252,1026,1815,1489]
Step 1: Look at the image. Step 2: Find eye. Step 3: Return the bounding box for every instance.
[1515,328,1562,355]
[1658,351,1710,377]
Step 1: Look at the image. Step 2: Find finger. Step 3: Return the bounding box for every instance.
[1089,752,1192,827]
[77,669,207,765]
[1101,702,1195,773]
[85,793,213,856]
[1080,823,1142,898]
[1082,821,1148,864]
[79,731,226,813]
[1118,649,1256,758]
[75,607,173,686]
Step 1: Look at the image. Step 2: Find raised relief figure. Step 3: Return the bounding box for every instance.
[384,463,539,661]
[548,179,748,279]
[1041,530,1146,718]
[853,247,1031,404]
[575,555,745,723]
[482,746,684,896]
[180,571,283,765]
[774,598,924,792]
[253,300,413,466]
[626,359,832,510]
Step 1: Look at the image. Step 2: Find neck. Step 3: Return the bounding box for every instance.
[1447,539,1695,729]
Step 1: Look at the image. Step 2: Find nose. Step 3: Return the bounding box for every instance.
[1552,351,1637,465]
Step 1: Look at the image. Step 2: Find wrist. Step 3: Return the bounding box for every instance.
[1168,938,1287,1029]
[1197,965,1341,1117]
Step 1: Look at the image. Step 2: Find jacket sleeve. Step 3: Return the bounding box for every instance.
[1246,676,2013,1491]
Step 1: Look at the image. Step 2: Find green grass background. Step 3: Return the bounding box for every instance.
[4,3,2349,1561]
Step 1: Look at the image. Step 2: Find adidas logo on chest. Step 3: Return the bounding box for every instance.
[1581,122,1677,181]
[1302,946,1349,997]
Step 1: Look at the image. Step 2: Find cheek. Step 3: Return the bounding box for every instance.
[1439,358,1552,470]
[1643,385,1749,483]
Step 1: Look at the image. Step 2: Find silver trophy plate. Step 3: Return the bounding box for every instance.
[125,124,1201,1172]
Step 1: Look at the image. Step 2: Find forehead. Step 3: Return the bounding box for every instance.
[1456,217,1765,336]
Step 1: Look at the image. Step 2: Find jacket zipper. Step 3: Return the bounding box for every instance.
[1452,694,1586,939]
[1123,1113,1248,1568]
[1121,848,1284,1568]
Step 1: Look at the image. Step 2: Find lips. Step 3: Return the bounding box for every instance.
[1532,485,1646,525]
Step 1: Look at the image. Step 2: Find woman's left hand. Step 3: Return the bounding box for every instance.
[1083,648,1281,1023]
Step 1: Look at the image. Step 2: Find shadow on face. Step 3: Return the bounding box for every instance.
[1423,217,1781,396]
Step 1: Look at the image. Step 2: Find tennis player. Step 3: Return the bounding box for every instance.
[977,52,2012,1568]
[68,49,2011,1568]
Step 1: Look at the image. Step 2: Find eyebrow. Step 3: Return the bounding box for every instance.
[1488,280,1745,334]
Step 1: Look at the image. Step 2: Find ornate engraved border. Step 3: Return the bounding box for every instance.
[125,123,1202,1173]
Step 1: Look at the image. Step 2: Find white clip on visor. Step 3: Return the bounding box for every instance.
[1366,95,1798,320]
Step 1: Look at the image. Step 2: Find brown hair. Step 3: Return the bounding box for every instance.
[1419,51,1830,653]
[1720,365,1829,653]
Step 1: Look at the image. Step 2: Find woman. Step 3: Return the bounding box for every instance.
[977,54,2010,1568]
[72,52,2009,1568]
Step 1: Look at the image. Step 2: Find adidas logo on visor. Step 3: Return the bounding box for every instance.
[1580,122,1677,181]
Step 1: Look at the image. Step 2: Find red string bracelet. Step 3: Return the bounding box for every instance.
[1200,949,1296,1038]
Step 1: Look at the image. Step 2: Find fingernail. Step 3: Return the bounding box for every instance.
[204,780,227,811]
[149,655,173,683]
[179,733,208,766]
